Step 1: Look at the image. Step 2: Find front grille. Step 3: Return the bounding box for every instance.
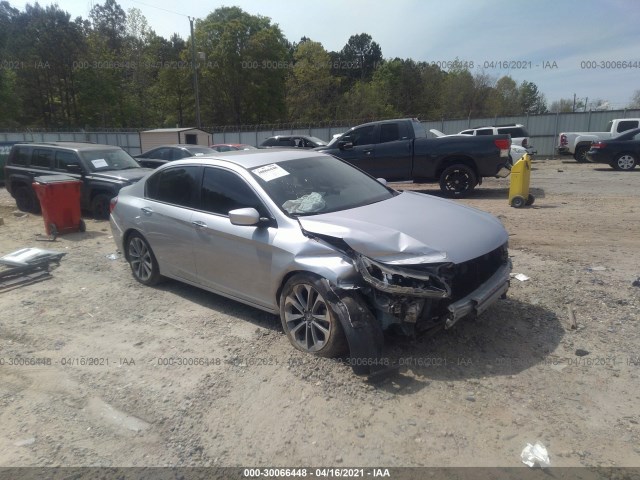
[450,243,508,300]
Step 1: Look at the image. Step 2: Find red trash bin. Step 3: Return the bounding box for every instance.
[32,175,85,237]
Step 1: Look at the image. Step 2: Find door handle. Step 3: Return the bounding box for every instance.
[191,220,207,228]
[363,149,373,155]
[140,207,153,215]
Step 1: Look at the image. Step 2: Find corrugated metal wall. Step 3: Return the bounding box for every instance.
[2,109,639,157]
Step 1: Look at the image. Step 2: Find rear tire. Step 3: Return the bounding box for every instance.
[439,164,477,198]
[574,146,589,163]
[14,186,40,213]
[125,232,161,286]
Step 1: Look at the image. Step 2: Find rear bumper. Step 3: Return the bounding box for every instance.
[445,260,511,328]
[556,147,571,155]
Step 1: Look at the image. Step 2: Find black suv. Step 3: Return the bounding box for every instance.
[4,142,151,218]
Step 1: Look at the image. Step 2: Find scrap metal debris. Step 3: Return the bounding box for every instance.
[0,247,66,292]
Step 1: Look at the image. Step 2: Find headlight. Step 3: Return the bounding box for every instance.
[355,255,451,298]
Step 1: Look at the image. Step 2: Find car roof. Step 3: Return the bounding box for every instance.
[13,142,122,151]
[151,144,213,149]
[165,148,326,170]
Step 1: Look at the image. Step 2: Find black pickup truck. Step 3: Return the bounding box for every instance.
[316,118,511,197]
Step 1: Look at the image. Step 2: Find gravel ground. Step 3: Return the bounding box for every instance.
[0,158,639,469]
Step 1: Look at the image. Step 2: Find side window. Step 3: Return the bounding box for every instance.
[460,130,473,135]
[201,168,267,217]
[10,146,30,165]
[55,151,80,171]
[349,125,376,146]
[380,123,400,143]
[476,129,494,136]
[171,149,190,160]
[155,148,171,160]
[146,166,200,208]
[278,138,293,147]
[32,149,52,168]
[499,127,527,138]
[617,120,639,133]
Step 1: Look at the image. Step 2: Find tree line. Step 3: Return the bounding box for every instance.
[0,1,634,130]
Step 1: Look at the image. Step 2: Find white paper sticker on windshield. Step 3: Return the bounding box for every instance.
[252,163,289,182]
[91,159,108,168]
[194,153,204,156]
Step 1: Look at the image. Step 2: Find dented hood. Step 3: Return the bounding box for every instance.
[298,191,508,265]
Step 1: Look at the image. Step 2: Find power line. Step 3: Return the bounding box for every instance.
[129,0,189,18]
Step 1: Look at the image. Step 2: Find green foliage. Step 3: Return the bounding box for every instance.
[286,41,340,122]
[0,1,560,128]
[196,6,288,125]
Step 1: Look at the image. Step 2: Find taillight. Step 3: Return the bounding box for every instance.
[560,134,567,146]
[494,138,511,157]
[591,142,606,149]
[110,196,118,213]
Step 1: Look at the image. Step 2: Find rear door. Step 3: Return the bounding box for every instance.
[140,165,201,281]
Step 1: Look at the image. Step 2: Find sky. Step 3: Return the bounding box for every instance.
[9,0,640,108]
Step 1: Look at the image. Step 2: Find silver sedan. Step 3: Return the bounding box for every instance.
[110,150,511,374]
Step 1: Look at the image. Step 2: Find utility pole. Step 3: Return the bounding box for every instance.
[189,16,201,129]
[573,93,576,113]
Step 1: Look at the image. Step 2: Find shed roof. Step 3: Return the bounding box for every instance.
[142,128,204,133]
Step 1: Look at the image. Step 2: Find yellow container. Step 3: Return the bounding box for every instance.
[508,154,534,208]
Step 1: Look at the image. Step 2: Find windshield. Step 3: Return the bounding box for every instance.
[250,155,394,216]
[326,134,343,147]
[307,136,327,146]
[80,149,140,172]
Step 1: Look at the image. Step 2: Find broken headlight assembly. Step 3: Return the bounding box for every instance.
[355,254,452,298]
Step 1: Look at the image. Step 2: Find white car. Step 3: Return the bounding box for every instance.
[458,124,535,155]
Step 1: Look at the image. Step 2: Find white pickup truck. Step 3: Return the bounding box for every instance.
[557,118,640,162]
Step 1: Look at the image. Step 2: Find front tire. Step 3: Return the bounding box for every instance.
[439,164,477,198]
[91,193,111,219]
[611,153,637,171]
[280,273,347,357]
[126,233,161,286]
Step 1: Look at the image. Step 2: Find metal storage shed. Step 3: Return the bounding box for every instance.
[139,128,211,152]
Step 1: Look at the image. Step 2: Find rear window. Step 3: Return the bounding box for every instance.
[616,120,639,133]
[411,121,426,138]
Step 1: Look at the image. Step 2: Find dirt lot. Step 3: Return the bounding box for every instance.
[0,158,639,469]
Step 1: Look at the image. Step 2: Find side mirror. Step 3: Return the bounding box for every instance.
[229,208,261,226]
[338,140,353,150]
[66,164,83,174]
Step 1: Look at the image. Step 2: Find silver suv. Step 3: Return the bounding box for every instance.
[459,124,535,154]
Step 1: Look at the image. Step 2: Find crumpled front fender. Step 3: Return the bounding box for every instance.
[321,279,384,375]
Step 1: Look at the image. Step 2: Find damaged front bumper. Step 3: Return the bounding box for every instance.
[444,260,511,328]
[355,249,511,330]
